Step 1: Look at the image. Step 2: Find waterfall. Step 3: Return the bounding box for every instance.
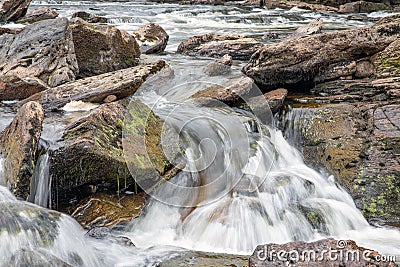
[29,153,51,208]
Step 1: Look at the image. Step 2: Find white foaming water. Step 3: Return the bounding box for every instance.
[0,157,5,186]
[29,153,51,208]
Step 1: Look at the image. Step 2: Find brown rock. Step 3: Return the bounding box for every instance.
[0,0,32,22]
[339,1,389,13]
[133,23,169,54]
[178,33,262,60]
[21,60,166,111]
[354,59,375,78]
[264,0,338,12]
[243,18,400,90]
[374,39,400,78]
[0,101,44,199]
[17,8,58,23]
[0,75,48,101]
[103,94,117,103]
[70,18,140,78]
[293,18,323,37]
[263,88,288,113]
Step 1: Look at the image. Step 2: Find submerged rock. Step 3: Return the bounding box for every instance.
[20,60,166,111]
[133,23,169,54]
[0,0,32,22]
[7,248,71,267]
[70,17,140,78]
[49,99,169,211]
[243,18,400,90]
[0,18,78,100]
[0,101,44,199]
[178,33,262,60]
[249,238,396,266]
[203,54,233,76]
[17,8,59,23]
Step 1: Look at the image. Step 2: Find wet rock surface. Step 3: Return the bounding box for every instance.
[21,60,166,111]
[249,238,398,267]
[178,33,262,60]
[0,0,32,22]
[17,7,58,23]
[71,11,107,24]
[0,101,44,199]
[70,18,140,78]
[0,18,78,100]
[203,54,232,76]
[133,23,169,54]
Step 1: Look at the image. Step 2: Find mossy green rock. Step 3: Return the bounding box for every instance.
[374,39,400,78]
[49,99,169,212]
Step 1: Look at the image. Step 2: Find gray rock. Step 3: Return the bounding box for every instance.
[71,11,107,24]
[133,23,169,54]
[0,18,78,100]
[203,54,233,76]
[178,33,262,60]
[0,101,44,199]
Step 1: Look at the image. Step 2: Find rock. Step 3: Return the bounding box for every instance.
[243,18,400,90]
[70,18,140,78]
[86,227,134,247]
[20,60,166,111]
[7,248,72,267]
[203,54,233,76]
[103,94,117,103]
[17,8,58,23]
[354,59,375,78]
[177,33,262,60]
[264,0,339,12]
[293,18,323,37]
[0,18,78,99]
[339,1,389,13]
[0,101,44,199]
[263,88,288,113]
[374,39,400,78]
[0,27,22,35]
[0,75,48,101]
[158,250,248,267]
[72,193,146,229]
[49,98,169,211]
[0,0,32,22]
[249,238,396,266]
[71,11,107,24]
[280,102,400,222]
[192,76,254,105]
[133,23,169,54]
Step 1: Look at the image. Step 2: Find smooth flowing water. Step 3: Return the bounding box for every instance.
[0,0,400,266]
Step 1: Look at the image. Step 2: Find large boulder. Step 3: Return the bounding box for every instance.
[0,0,32,22]
[70,18,140,78]
[249,238,396,266]
[338,1,388,13]
[243,18,400,90]
[0,18,78,100]
[280,102,400,222]
[20,60,167,111]
[0,101,44,199]
[133,23,169,54]
[178,33,262,60]
[374,39,400,79]
[49,99,170,211]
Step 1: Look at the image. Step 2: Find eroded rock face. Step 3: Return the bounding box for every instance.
[70,18,140,78]
[0,18,78,100]
[49,99,169,211]
[243,18,400,90]
[0,0,32,22]
[249,238,396,267]
[0,101,44,199]
[133,23,169,54]
[17,8,59,23]
[178,33,262,60]
[20,60,166,111]
[0,76,48,101]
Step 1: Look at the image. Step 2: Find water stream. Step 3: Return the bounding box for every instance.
[0,0,400,266]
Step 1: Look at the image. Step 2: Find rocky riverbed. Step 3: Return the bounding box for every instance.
[0,0,400,266]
